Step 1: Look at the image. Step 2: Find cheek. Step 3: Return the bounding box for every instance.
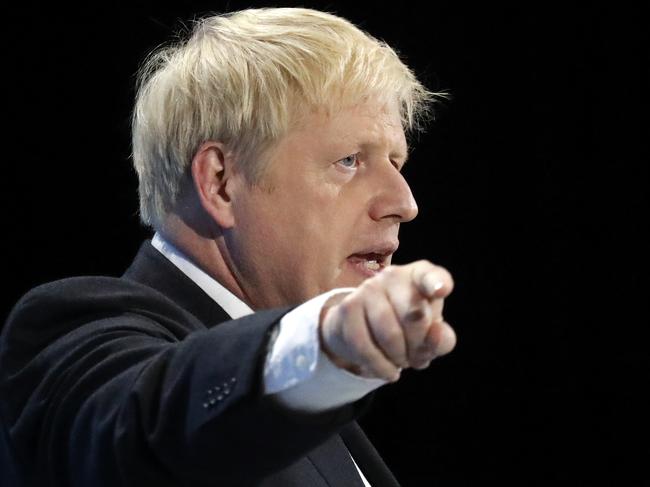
[239,191,318,264]
[251,177,351,265]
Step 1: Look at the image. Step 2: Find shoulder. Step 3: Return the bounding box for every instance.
[1,275,203,357]
[7,275,190,326]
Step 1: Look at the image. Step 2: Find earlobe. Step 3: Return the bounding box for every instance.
[191,141,237,228]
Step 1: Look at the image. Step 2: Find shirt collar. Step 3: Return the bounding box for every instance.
[151,232,254,320]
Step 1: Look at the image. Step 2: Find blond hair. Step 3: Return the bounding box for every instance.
[132,7,445,228]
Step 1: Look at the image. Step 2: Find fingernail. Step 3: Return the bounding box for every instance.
[415,360,432,370]
[422,273,444,297]
[417,340,438,355]
[406,306,426,322]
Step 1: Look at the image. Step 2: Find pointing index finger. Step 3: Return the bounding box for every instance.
[421,273,444,298]
[410,260,454,300]
[412,265,445,299]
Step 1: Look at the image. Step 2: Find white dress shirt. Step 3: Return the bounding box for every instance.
[151,233,385,486]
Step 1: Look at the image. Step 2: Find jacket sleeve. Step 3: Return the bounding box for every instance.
[0,277,371,486]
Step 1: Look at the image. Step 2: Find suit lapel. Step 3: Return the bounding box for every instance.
[341,422,401,487]
[307,434,367,487]
[123,242,398,486]
[122,240,231,327]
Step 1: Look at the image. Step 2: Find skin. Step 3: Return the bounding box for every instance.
[162,99,456,381]
[319,259,456,381]
[226,101,418,308]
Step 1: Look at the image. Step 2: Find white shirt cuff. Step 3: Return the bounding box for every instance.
[263,288,387,412]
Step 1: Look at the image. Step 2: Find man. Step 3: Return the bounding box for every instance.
[0,8,455,486]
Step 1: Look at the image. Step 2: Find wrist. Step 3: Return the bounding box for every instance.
[318,292,364,376]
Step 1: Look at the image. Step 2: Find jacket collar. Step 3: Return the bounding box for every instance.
[122,240,231,328]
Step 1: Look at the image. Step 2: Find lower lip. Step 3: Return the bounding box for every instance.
[346,258,382,278]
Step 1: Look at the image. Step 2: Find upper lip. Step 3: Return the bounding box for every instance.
[349,241,399,262]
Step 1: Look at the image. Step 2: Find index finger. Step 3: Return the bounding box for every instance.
[411,261,454,299]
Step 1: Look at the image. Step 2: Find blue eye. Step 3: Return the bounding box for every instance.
[337,153,359,169]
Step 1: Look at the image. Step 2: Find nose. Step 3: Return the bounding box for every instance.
[368,163,419,223]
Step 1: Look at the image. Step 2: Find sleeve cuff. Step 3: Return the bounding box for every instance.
[263,288,388,412]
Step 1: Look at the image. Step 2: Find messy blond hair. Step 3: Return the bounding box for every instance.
[132,7,445,228]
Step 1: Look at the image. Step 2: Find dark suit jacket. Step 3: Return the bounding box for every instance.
[0,241,400,486]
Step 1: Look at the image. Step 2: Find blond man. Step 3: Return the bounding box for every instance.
[1,8,455,486]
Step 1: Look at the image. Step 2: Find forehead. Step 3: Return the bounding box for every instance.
[285,100,408,157]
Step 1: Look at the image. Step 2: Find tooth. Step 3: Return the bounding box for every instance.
[365,260,380,270]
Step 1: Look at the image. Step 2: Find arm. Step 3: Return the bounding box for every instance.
[264,260,457,414]
[0,277,370,486]
[264,288,387,412]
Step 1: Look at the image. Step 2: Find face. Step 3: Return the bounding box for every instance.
[225,100,419,309]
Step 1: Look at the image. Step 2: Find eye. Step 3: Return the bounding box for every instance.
[336,153,360,170]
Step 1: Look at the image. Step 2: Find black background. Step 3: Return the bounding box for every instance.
[3,2,647,485]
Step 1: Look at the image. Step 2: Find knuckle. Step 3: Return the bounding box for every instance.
[405,305,429,324]
[341,294,361,311]
[377,325,403,349]
[343,324,369,355]
[415,259,436,274]
[374,302,395,323]
[337,302,352,320]
[355,340,373,359]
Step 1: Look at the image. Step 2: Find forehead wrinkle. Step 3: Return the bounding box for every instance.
[280,100,409,164]
[357,117,408,161]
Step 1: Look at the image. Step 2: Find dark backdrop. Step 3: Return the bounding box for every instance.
[3,2,647,486]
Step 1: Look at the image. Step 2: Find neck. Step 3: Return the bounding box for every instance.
[157,211,254,309]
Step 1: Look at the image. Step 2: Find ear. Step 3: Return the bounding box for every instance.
[191,141,239,229]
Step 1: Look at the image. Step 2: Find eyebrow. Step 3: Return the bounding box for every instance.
[391,147,410,170]
[357,142,410,168]
[399,149,411,166]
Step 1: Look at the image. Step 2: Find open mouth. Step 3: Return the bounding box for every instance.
[347,246,396,277]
